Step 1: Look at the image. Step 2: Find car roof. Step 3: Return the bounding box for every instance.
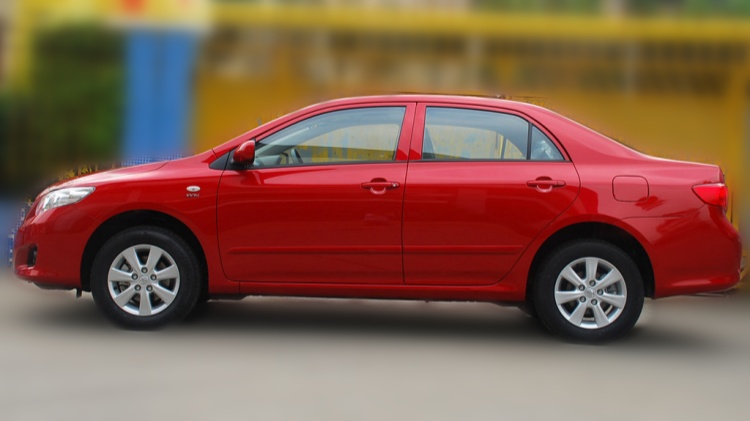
[309,94,544,113]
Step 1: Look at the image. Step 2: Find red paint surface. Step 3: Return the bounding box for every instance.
[14,95,742,302]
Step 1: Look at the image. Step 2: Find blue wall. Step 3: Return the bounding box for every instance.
[123,30,198,162]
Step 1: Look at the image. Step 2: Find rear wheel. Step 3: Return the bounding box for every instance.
[90,226,201,329]
[532,240,644,342]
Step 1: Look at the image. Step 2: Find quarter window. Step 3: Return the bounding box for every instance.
[422,107,564,161]
[253,107,405,167]
[530,126,564,161]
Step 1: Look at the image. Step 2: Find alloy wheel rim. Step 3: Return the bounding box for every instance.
[107,244,180,316]
[554,257,627,330]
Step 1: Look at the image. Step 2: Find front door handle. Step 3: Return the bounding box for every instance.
[361,179,400,195]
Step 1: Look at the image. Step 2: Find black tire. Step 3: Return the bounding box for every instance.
[90,226,201,329]
[518,303,538,319]
[531,240,644,342]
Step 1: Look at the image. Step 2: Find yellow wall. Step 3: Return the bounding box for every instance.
[195,4,748,208]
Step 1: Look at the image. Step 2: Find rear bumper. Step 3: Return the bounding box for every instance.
[627,206,742,298]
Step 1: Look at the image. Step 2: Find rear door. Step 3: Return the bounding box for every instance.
[403,104,580,286]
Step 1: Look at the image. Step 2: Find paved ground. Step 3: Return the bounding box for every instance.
[1,270,749,421]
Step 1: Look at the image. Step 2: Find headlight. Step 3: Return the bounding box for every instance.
[39,187,95,213]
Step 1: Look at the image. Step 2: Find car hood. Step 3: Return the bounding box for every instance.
[39,161,169,196]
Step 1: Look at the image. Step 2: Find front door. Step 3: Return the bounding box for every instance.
[218,105,414,284]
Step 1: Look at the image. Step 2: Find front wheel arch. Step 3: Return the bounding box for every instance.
[90,225,202,328]
[81,210,208,300]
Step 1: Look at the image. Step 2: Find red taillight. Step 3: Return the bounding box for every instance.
[692,183,728,211]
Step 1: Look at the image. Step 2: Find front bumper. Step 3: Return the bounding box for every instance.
[13,204,91,289]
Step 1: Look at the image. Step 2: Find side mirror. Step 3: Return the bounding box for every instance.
[233,140,256,166]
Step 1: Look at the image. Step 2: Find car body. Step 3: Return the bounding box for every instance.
[13,95,742,340]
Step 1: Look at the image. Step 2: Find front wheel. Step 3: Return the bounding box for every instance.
[531,240,644,342]
[90,226,201,329]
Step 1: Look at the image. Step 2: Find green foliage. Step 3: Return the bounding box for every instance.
[31,25,124,168]
[3,24,125,195]
[0,89,32,195]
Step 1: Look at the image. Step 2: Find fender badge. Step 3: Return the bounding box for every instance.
[186,185,201,198]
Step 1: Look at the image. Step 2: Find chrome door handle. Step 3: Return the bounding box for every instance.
[526,179,565,188]
[361,180,400,195]
[527,178,565,192]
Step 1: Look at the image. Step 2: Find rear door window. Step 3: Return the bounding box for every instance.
[422,107,564,161]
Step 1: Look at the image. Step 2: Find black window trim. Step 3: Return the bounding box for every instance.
[213,148,410,172]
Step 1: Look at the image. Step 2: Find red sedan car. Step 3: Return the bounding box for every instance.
[13,95,742,341]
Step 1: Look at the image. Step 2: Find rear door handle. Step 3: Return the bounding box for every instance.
[527,178,566,191]
[361,179,400,195]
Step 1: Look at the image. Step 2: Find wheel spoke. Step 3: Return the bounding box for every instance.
[123,247,142,272]
[113,286,137,308]
[568,302,587,326]
[139,290,153,316]
[592,304,609,327]
[109,268,134,283]
[151,284,176,305]
[585,258,598,282]
[600,293,626,308]
[598,270,623,290]
[554,255,630,331]
[155,265,179,281]
[107,243,181,318]
[555,290,584,304]
[561,266,584,288]
[144,247,163,272]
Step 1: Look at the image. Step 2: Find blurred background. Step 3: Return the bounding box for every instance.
[1,4,750,419]
[1,0,749,271]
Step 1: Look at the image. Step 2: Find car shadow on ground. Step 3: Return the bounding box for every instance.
[15,295,731,353]
[185,299,550,341]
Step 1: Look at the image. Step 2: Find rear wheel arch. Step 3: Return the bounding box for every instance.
[531,239,644,341]
[527,222,655,301]
[80,210,208,299]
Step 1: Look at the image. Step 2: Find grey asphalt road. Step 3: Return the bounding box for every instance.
[1,270,749,421]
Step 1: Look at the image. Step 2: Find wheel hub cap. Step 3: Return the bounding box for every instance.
[553,257,627,330]
[107,244,180,317]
